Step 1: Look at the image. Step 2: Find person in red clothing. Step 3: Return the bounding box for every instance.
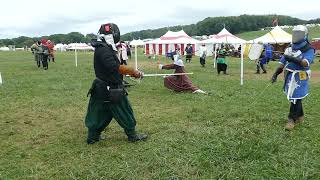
[47,40,55,62]
[158,47,206,94]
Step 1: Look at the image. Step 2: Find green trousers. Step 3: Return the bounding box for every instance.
[85,95,136,140]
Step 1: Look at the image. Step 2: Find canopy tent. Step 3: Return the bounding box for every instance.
[248,26,292,44]
[202,28,246,85]
[67,43,94,51]
[145,30,200,56]
[0,47,10,51]
[130,39,145,46]
[202,28,246,44]
[54,43,68,51]
[201,28,246,56]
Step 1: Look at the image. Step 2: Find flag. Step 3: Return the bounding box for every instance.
[272,18,278,26]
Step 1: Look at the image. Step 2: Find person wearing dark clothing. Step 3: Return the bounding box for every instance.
[126,43,131,59]
[265,43,273,63]
[85,23,148,144]
[185,44,193,63]
[216,48,228,75]
[256,49,267,74]
[35,39,50,70]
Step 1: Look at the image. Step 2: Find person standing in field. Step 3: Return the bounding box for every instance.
[117,41,128,65]
[31,40,41,68]
[39,39,50,70]
[199,44,207,67]
[185,43,193,63]
[265,43,274,63]
[216,47,228,75]
[126,42,132,59]
[255,49,267,74]
[47,40,55,62]
[271,25,315,131]
[85,23,148,144]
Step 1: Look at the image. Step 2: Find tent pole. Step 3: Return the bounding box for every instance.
[135,45,138,70]
[240,43,244,85]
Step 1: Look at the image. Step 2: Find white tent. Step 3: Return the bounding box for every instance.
[0,47,10,51]
[202,28,246,44]
[202,28,246,85]
[248,26,292,44]
[67,43,94,51]
[54,43,68,51]
[130,39,145,46]
[145,30,200,56]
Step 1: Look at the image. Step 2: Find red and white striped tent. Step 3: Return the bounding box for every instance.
[145,30,200,56]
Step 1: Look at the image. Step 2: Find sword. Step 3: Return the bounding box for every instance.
[143,72,193,77]
[247,82,272,111]
[126,72,193,77]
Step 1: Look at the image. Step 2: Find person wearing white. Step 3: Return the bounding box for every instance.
[199,44,207,67]
[117,42,128,65]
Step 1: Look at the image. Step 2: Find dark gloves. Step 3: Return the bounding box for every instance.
[271,67,283,83]
[284,55,303,66]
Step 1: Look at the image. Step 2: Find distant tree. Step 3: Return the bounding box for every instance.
[85,33,96,43]
[0,15,316,44]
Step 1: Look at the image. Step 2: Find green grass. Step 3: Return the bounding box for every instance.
[237,26,320,40]
[1,51,320,179]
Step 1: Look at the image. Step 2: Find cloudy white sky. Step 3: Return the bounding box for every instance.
[0,0,319,38]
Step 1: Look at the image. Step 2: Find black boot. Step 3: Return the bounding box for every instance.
[128,134,148,142]
[87,130,101,144]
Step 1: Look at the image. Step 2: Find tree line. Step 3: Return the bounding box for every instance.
[121,14,320,40]
[1,15,319,47]
[0,32,96,48]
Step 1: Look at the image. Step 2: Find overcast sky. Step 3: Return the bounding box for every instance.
[1,0,319,39]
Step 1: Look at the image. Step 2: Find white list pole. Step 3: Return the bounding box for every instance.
[213,44,217,69]
[135,45,138,70]
[0,72,2,85]
[75,44,78,67]
[240,44,244,86]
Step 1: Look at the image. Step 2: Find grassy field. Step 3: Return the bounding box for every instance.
[237,26,320,40]
[1,51,320,179]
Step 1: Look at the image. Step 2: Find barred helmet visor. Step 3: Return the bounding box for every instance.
[98,23,120,43]
[292,30,305,43]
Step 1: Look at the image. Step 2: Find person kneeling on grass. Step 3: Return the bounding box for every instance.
[85,23,148,144]
[158,48,206,94]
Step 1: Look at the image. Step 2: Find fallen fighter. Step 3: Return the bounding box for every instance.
[158,49,206,94]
